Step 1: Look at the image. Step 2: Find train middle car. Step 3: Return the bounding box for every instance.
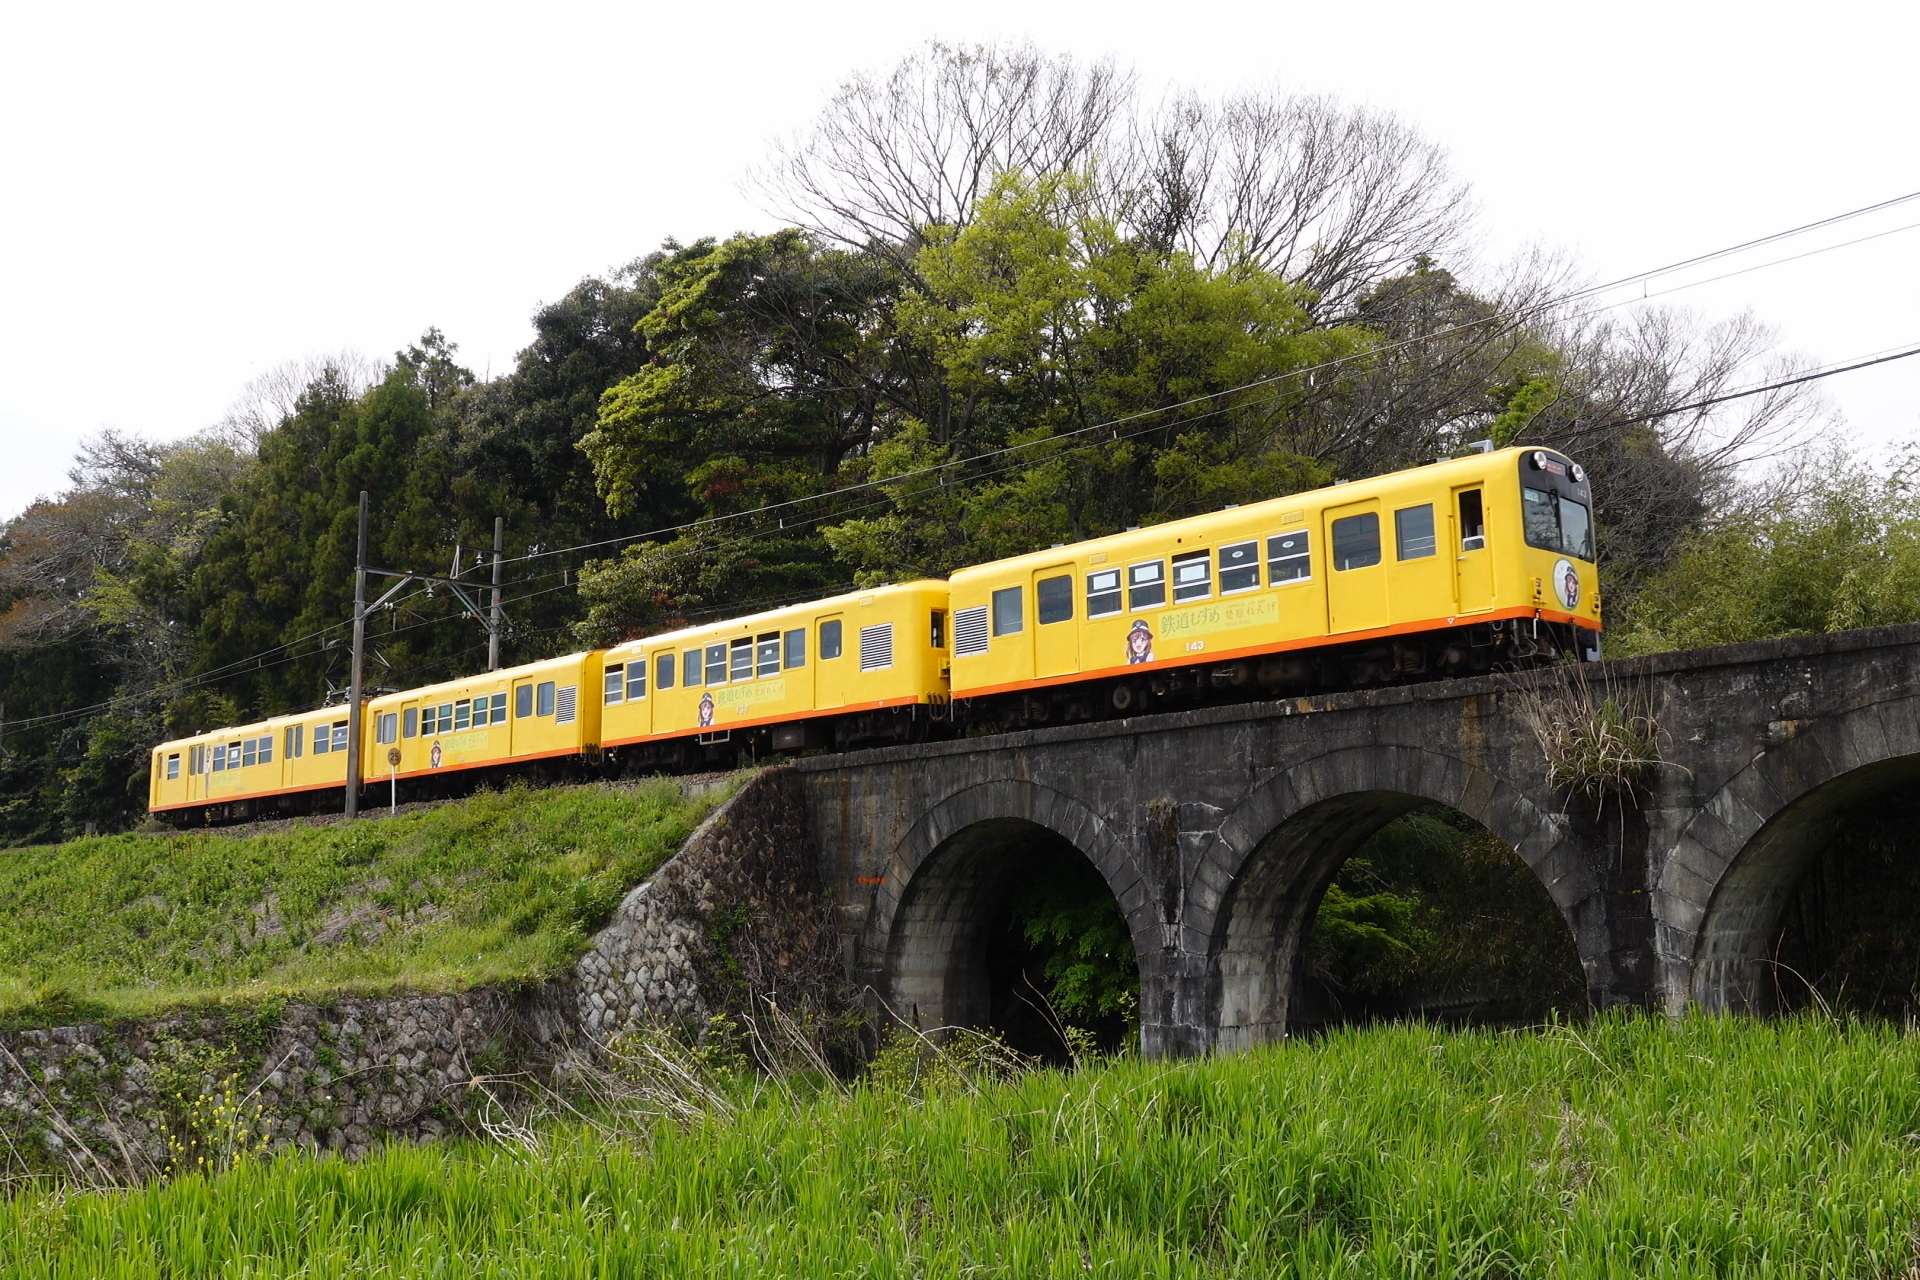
[363,651,604,791]
[946,446,1600,722]
[599,579,952,763]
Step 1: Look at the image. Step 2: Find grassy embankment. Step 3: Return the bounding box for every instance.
[7,1014,1919,1276]
[0,779,724,1025]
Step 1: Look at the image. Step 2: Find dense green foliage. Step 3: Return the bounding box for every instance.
[8,1016,1919,1276]
[0,780,716,1024]
[1610,448,1920,653]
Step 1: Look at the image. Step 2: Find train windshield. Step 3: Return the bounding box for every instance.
[1521,487,1594,561]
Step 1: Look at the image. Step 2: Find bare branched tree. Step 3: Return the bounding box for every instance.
[212,350,378,449]
[1127,91,1475,317]
[755,41,1134,255]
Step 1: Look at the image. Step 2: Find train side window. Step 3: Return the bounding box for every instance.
[730,639,753,682]
[1267,530,1311,582]
[1172,551,1211,603]
[242,738,257,768]
[331,722,349,752]
[454,699,472,731]
[402,708,417,739]
[656,652,675,690]
[213,745,226,772]
[683,650,701,687]
[489,693,507,724]
[313,724,330,755]
[755,633,780,678]
[258,734,273,764]
[820,620,843,659]
[930,611,945,648]
[1219,541,1259,593]
[1395,504,1437,560]
[537,681,556,717]
[705,643,729,685]
[991,586,1024,636]
[166,753,180,780]
[784,627,807,668]
[1332,513,1381,570]
[626,661,646,701]
[422,705,438,735]
[1086,569,1121,617]
[1458,489,1486,551]
[604,663,625,705]
[1127,561,1165,610]
[1037,575,1073,624]
[376,714,397,745]
[515,683,533,719]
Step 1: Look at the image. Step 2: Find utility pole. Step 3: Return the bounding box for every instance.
[488,516,504,671]
[344,491,369,820]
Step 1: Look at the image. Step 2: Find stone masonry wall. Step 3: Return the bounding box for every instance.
[0,767,839,1179]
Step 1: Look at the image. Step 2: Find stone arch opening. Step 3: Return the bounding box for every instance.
[1212,791,1588,1049]
[1692,755,1920,1015]
[883,816,1142,1061]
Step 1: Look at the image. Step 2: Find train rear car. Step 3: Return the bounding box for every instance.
[149,704,355,822]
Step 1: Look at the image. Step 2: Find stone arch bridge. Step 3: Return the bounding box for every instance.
[787,624,1920,1057]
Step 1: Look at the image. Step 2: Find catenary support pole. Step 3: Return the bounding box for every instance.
[488,516,503,671]
[344,491,369,820]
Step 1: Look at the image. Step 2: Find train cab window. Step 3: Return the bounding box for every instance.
[625,661,646,701]
[656,651,675,690]
[930,611,945,649]
[1086,569,1121,617]
[1219,541,1259,593]
[376,713,398,745]
[991,585,1024,636]
[313,724,330,755]
[820,620,843,660]
[1172,551,1211,603]
[705,644,728,685]
[1395,504,1437,560]
[331,722,348,752]
[1267,530,1311,582]
[1037,575,1073,624]
[515,683,533,719]
[1559,496,1593,560]
[1127,561,1165,610]
[1331,513,1381,570]
[1459,490,1486,551]
[604,664,625,704]
[730,639,753,682]
[537,681,556,717]
[1522,488,1559,553]
[166,753,181,780]
[683,650,701,687]
[755,633,780,678]
[784,628,807,668]
[402,708,417,739]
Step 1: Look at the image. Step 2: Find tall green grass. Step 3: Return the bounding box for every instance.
[0,779,722,1024]
[9,1016,1918,1277]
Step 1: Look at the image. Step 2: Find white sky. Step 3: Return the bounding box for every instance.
[2,0,1916,522]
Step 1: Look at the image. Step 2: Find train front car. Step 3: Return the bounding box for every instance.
[599,580,953,767]
[946,447,1601,724]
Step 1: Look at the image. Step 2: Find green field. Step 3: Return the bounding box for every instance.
[8,1015,1917,1277]
[0,779,721,1025]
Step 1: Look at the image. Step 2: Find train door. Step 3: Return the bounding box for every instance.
[1452,485,1493,613]
[1325,500,1389,633]
[1031,566,1078,678]
[510,679,534,756]
[814,613,848,708]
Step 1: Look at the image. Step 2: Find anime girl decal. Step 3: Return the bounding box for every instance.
[1553,558,1581,610]
[1125,619,1154,665]
[698,691,716,727]
[429,741,443,769]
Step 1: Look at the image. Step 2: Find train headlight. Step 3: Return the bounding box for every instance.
[1570,463,1586,483]
[1529,450,1548,470]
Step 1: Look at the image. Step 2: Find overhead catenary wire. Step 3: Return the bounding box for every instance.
[9,189,1919,736]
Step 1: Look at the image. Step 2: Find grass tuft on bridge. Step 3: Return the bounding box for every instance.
[5,1013,1917,1275]
[0,779,722,1026]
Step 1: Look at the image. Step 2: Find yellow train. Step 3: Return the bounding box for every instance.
[149,447,1599,821]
